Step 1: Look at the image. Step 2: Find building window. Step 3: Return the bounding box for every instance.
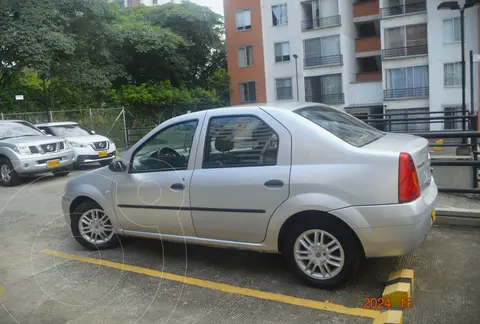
[383,24,427,57]
[444,62,461,87]
[443,17,461,43]
[203,116,278,168]
[127,0,132,7]
[275,78,293,100]
[385,66,429,99]
[153,0,158,4]
[272,4,288,26]
[240,82,256,103]
[274,42,290,63]
[236,9,252,31]
[305,74,344,105]
[304,35,341,67]
[386,108,430,133]
[444,106,463,130]
[238,46,254,67]
[118,0,125,8]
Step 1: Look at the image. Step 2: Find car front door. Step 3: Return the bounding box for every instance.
[112,117,202,237]
[190,109,292,243]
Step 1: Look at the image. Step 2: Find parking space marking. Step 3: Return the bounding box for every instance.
[40,249,381,320]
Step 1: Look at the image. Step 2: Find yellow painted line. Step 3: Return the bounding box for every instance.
[40,249,380,320]
[0,285,5,297]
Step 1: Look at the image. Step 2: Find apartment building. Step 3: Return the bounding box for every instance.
[224,0,479,131]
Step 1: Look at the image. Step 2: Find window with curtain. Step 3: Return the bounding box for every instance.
[317,0,339,17]
[387,66,429,89]
[275,78,293,100]
[444,106,463,130]
[443,17,461,42]
[272,4,288,26]
[386,108,429,133]
[304,35,341,67]
[236,10,252,31]
[127,0,132,7]
[274,42,290,62]
[320,74,342,94]
[444,62,461,87]
[240,82,256,103]
[385,24,427,49]
[238,46,254,67]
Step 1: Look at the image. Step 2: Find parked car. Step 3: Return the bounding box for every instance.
[36,122,116,169]
[62,103,438,289]
[0,120,74,186]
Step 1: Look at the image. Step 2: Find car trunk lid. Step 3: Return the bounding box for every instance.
[364,133,432,193]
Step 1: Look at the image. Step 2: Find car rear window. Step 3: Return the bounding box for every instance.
[295,105,385,147]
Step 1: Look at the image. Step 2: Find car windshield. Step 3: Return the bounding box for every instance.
[0,122,43,140]
[295,105,385,147]
[51,125,91,137]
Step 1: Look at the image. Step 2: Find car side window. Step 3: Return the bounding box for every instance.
[130,120,198,173]
[203,115,278,169]
[40,127,54,136]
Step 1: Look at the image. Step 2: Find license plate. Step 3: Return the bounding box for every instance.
[431,209,436,222]
[47,160,60,169]
[98,151,108,158]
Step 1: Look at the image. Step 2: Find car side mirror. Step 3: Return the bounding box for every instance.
[108,160,126,172]
[40,130,47,135]
[91,130,96,135]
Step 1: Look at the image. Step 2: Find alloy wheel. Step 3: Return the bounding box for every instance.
[78,209,115,245]
[293,229,345,280]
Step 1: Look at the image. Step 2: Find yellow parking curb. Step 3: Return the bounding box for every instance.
[382,269,414,308]
[374,310,403,324]
[0,285,5,297]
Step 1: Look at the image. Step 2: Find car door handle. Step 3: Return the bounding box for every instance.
[264,180,284,188]
[170,183,185,191]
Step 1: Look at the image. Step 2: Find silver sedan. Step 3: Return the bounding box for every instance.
[62,103,438,289]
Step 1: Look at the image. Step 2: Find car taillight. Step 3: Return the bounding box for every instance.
[398,152,420,203]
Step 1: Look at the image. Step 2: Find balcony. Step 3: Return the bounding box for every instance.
[356,37,381,53]
[382,44,428,59]
[306,93,345,105]
[354,0,380,18]
[356,71,382,82]
[301,15,341,31]
[304,54,343,68]
[384,87,429,100]
[381,1,426,18]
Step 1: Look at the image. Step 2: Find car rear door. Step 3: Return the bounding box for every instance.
[190,108,292,243]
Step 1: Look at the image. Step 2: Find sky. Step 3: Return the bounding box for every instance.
[192,0,224,15]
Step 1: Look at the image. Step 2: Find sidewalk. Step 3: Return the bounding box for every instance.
[436,193,480,226]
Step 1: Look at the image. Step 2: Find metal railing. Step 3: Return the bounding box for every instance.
[304,54,343,68]
[301,15,341,31]
[381,1,427,18]
[384,87,429,100]
[382,44,428,59]
[305,93,345,105]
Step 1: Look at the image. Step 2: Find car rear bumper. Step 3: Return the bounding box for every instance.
[330,178,438,258]
[11,151,75,175]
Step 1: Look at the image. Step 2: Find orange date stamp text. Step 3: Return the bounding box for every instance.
[363,297,413,309]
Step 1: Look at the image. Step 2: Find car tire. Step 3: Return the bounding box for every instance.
[53,171,70,177]
[99,160,111,167]
[283,217,361,290]
[71,200,119,250]
[0,158,21,187]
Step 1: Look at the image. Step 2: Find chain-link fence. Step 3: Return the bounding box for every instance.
[1,108,128,149]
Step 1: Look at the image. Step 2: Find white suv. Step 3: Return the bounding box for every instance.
[36,122,116,169]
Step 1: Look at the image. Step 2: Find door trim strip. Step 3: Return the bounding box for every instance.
[117,204,266,214]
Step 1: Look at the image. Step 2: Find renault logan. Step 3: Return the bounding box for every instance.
[62,103,438,289]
